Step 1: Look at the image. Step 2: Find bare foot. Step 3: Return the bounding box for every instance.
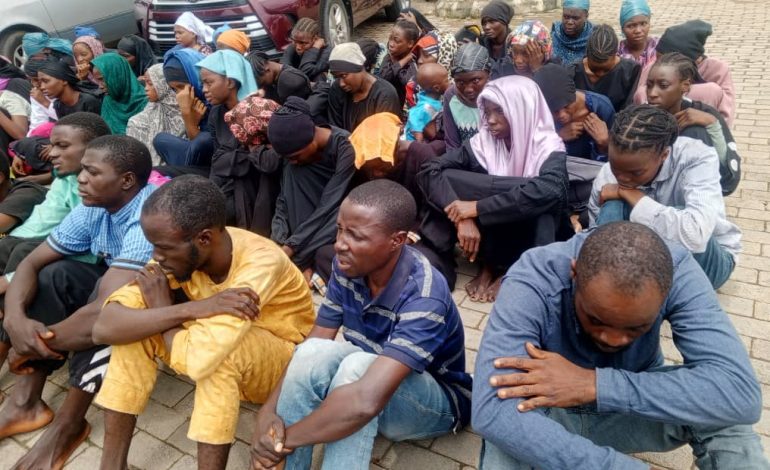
[481,276,503,303]
[11,419,90,470]
[0,398,53,440]
[465,264,495,302]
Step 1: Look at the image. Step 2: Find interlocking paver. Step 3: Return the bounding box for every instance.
[1,1,769,469]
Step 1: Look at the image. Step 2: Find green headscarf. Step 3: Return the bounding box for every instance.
[92,53,148,134]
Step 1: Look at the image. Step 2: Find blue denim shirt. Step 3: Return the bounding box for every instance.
[472,230,761,469]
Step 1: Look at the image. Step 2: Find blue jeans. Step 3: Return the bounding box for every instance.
[153,131,214,167]
[277,338,456,470]
[479,406,768,469]
[596,200,735,289]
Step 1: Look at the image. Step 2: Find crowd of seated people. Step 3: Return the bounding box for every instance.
[0,1,762,469]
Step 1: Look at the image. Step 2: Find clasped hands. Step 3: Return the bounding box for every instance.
[444,200,480,263]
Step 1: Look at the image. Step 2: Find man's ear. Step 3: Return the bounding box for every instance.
[392,230,408,250]
[570,259,578,280]
[121,172,137,191]
[197,228,214,247]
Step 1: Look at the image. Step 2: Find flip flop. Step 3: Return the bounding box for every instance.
[52,421,90,470]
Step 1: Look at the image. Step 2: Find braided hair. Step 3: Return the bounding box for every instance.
[652,52,699,83]
[292,17,320,37]
[610,104,679,154]
[246,51,269,79]
[586,24,619,63]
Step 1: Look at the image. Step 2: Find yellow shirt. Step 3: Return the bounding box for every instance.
[105,227,315,381]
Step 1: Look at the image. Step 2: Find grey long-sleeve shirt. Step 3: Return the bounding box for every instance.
[472,231,761,470]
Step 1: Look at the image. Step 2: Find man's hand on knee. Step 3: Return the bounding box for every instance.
[490,342,596,412]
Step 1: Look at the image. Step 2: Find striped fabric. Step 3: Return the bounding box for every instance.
[47,184,156,271]
[316,246,473,428]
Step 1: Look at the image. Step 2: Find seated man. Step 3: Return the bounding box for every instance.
[0,146,48,235]
[0,112,110,368]
[0,135,155,469]
[250,180,472,469]
[588,104,740,289]
[93,175,315,470]
[473,222,766,469]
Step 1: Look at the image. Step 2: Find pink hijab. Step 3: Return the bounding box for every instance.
[73,36,105,58]
[471,76,564,178]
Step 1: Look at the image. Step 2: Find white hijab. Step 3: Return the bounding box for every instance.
[175,12,214,46]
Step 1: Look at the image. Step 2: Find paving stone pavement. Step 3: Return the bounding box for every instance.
[1,0,770,468]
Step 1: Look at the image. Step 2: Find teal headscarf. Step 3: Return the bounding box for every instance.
[563,0,589,11]
[619,0,651,28]
[22,32,72,57]
[92,53,148,134]
[196,50,258,101]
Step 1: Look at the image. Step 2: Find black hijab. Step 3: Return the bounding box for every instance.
[117,35,157,77]
[38,59,79,86]
[0,57,26,80]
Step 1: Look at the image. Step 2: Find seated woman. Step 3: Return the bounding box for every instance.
[588,105,739,288]
[220,94,283,235]
[117,35,156,78]
[492,20,556,80]
[0,81,31,152]
[174,12,214,56]
[346,112,454,287]
[0,57,26,92]
[617,0,657,67]
[357,38,387,75]
[216,29,251,55]
[571,24,640,112]
[479,0,514,68]
[247,51,312,103]
[418,76,569,303]
[38,59,101,118]
[551,0,593,65]
[127,64,185,166]
[443,43,491,149]
[646,52,741,196]
[72,35,104,85]
[405,30,457,108]
[91,53,148,135]
[377,20,420,110]
[325,42,401,132]
[281,18,331,83]
[23,59,57,131]
[534,63,614,161]
[655,19,735,128]
[152,47,213,168]
[22,32,73,62]
[196,50,268,231]
[268,96,356,281]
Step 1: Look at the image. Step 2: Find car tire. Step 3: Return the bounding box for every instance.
[384,0,405,22]
[0,30,30,68]
[321,0,352,48]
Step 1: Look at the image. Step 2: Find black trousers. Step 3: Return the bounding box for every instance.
[420,169,560,272]
[0,259,109,392]
[0,236,45,274]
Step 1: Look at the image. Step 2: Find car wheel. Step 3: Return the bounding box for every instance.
[322,0,352,48]
[384,0,405,22]
[0,30,29,67]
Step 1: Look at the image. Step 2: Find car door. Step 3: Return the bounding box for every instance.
[40,0,136,42]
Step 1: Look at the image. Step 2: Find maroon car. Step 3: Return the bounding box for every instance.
[134,0,407,58]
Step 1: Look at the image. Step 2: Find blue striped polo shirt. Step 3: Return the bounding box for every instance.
[47,184,156,271]
[316,245,473,427]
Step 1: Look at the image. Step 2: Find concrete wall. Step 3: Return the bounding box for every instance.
[434,0,561,19]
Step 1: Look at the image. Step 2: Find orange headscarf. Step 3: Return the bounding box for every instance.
[217,30,251,55]
[349,113,402,169]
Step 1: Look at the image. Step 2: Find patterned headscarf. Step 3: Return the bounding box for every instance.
[73,36,105,59]
[508,20,553,60]
[127,64,185,165]
[414,31,458,70]
[451,42,491,76]
[224,95,280,146]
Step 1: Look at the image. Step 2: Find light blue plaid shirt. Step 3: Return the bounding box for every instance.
[47,184,156,271]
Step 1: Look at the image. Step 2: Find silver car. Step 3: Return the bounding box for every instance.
[0,0,137,66]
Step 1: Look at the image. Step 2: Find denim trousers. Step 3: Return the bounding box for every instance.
[277,338,456,470]
[479,405,768,470]
[152,131,214,167]
[596,200,735,289]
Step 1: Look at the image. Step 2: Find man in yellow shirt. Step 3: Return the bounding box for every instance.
[91,175,315,470]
